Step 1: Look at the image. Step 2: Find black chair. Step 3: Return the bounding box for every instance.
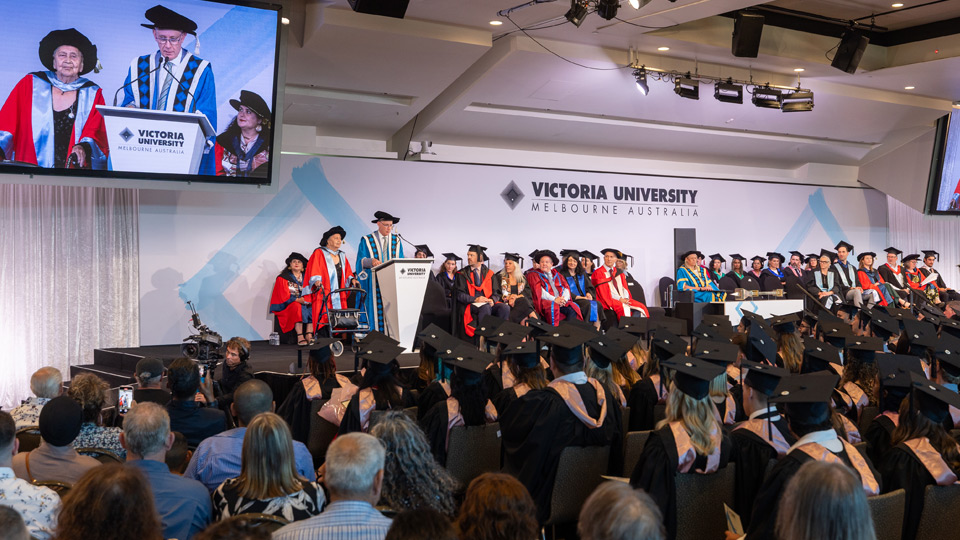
[915,483,960,540]
[858,405,880,435]
[658,277,676,308]
[545,446,611,530]
[15,427,41,453]
[868,489,905,540]
[718,275,738,292]
[446,423,502,486]
[653,403,666,425]
[76,447,123,464]
[231,513,290,533]
[628,281,666,319]
[759,273,781,292]
[307,399,337,468]
[675,464,737,540]
[621,430,652,477]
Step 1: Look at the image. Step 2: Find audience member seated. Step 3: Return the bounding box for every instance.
[385,509,457,540]
[455,473,539,540]
[577,481,666,540]
[217,337,255,412]
[0,411,59,540]
[195,517,272,540]
[186,380,315,492]
[774,461,876,540]
[370,410,458,517]
[66,372,125,459]
[0,505,30,540]
[212,412,324,522]
[11,367,62,429]
[165,357,227,447]
[491,341,549,416]
[339,348,415,435]
[277,342,351,444]
[122,402,211,540]
[273,432,391,540]
[134,357,171,406]
[165,431,192,475]
[53,464,164,540]
[12,395,100,484]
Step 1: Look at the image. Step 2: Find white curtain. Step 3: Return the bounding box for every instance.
[0,183,139,409]
[886,195,960,289]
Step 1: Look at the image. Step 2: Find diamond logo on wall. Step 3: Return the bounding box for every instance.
[501,181,525,210]
[120,128,134,142]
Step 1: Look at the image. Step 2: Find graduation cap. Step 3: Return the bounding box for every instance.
[837,303,860,321]
[920,304,945,326]
[306,338,342,364]
[877,354,923,403]
[818,319,853,348]
[901,253,920,264]
[921,250,940,261]
[538,324,594,365]
[484,320,532,345]
[802,310,819,327]
[619,252,636,267]
[579,250,600,263]
[802,339,842,374]
[525,317,554,337]
[709,253,726,264]
[910,372,960,424]
[884,247,903,257]
[750,255,766,264]
[747,325,777,365]
[806,253,820,263]
[600,248,625,260]
[602,327,641,352]
[559,249,581,262]
[417,324,460,357]
[933,334,960,377]
[789,251,804,261]
[562,318,602,336]
[729,253,746,262]
[320,226,347,246]
[884,305,913,324]
[415,244,434,258]
[372,210,400,224]
[586,335,628,369]
[941,318,960,340]
[819,249,837,262]
[442,344,494,375]
[285,252,308,267]
[651,329,687,361]
[834,240,854,252]
[474,316,507,338]
[356,331,401,349]
[702,314,735,329]
[501,341,541,369]
[358,345,405,376]
[502,252,524,268]
[739,310,769,332]
[693,341,739,366]
[39,29,99,76]
[618,316,648,335]
[766,252,785,263]
[467,244,488,261]
[141,4,198,34]
[856,251,877,262]
[767,312,800,334]
[845,336,884,363]
[531,249,559,266]
[740,360,789,396]
[661,355,724,400]
[770,372,840,425]
[691,322,732,342]
[442,252,462,263]
[867,310,900,341]
[901,317,939,350]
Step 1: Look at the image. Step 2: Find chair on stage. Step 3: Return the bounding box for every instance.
[545,445,611,535]
[621,430,652,477]
[868,489,905,540]
[914,483,960,540]
[626,277,665,319]
[718,275,738,292]
[446,423,502,486]
[659,277,676,309]
[759,273,781,292]
[674,464,736,540]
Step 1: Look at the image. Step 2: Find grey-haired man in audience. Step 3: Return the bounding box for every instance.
[11,367,62,429]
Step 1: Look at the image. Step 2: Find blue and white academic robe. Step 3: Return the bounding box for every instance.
[355,232,404,332]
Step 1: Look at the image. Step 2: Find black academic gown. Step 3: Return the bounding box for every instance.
[629,424,734,540]
[277,376,343,443]
[730,415,795,527]
[501,382,622,524]
[864,414,897,466]
[419,396,489,467]
[492,271,535,323]
[746,440,881,540]
[481,363,505,402]
[416,381,449,421]
[338,387,416,435]
[435,271,457,311]
[879,443,950,540]
[627,377,663,432]
[492,385,523,417]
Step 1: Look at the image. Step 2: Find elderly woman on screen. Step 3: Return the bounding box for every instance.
[0,28,108,169]
[215,90,271,178]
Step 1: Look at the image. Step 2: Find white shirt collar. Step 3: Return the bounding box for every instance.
[749,405,780,421]
[787,428,842,455]
[555,371,588,384]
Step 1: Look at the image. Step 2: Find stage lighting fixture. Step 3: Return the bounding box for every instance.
[752,86,781,109]
[780,90,814,112]
[674,76,699,100]
[597,0,618,20]
[714,81,743,104]
[634,67,649,95]
[629,0,652,8]
[565,1,589,27]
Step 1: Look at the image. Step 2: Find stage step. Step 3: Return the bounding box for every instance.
[70,364,137,388]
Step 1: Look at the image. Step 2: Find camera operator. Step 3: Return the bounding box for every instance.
[216,337,254,416]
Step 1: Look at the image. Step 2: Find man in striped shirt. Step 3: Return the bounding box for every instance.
[273,432,391,540]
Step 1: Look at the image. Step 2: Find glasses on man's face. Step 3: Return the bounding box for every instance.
[156,35,183,45]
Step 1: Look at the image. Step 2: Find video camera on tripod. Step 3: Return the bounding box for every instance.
[181,301,223,376]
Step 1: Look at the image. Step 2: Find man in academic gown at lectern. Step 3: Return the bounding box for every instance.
[355,211,404,333]
[500,323,622,524]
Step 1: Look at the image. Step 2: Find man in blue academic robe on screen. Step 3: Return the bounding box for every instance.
[120,4,217,174]
[355,211,404,333]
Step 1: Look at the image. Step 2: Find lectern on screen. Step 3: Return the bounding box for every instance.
[0,0,280,185]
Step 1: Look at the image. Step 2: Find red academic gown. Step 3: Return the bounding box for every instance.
[590,266,650,319]
[269,271,306,333]
[526,269,583,325]
[0,74,108,167]
[304,248,354,329]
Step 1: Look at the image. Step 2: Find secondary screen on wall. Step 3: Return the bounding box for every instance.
[931,110,960,213]
[0,0,279,184]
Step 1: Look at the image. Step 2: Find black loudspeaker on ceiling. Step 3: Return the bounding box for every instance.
[348,0,410,19]
[831,28,870,73]
[732,12,765,58]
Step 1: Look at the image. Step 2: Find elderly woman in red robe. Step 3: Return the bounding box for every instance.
[525,249,582,325]
[304,225,359,339]
[269,252,312,345]
[0,29,108,168]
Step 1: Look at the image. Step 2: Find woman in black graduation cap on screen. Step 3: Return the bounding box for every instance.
[215,90,271,178]
[419,345,499,466]
[879,374,960,540]
[629,356,734,540]
[338,342,416,435]
[276,339,351,443]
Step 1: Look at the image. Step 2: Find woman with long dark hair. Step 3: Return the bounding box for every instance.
[339,347,415,435]
[215,90,271,177]
[491,341,549,415]
[558,250,603,329]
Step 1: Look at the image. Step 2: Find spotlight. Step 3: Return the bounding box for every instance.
[634,67,649,95]
[597,0,618,21]
[780,90,814,112]
[714,81,743,104]
[565,1,589,27]
[674,76,699,100]
[752,86,781,109]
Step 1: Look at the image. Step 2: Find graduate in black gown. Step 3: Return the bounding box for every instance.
[491,341,550,415]
[338,344,416,435]
[435,252,461,311]
[500,323,622,524]
[879,373,960,540]
[626,328,687,431]
[864,355,921,466]
[414,324,462,420]
[693,339,744,427]
[740,372,881,540]
[419,344,498,466]
[729,360,793,527]
[629,356,734,540]
[492,252,538,324]
[276,339,349,443]
[477,319,532,401]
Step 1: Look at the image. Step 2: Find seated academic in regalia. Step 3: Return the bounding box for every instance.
[558,250,604,329]
[276,340,352,444]
[526,249,582,325]
[805,250,843,312]
[729,360,793,528]
[760,252,787,290]
[863,355,920,466]
[454,245,509,339]
[338,344,416,435]
[719,253,748,290]
[500,324,622,524]
[591,248,649,326]
[629,356,734,540]
[742,372,881,540]
[676,250,725,302]
[627,329,686,432]
[492,253,537,324]
[419,345,498,466]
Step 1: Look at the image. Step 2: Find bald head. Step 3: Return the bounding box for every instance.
[30,367,62,399]
[233,379,273,426]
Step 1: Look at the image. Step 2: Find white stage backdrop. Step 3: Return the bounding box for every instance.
[139,155,888,345]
